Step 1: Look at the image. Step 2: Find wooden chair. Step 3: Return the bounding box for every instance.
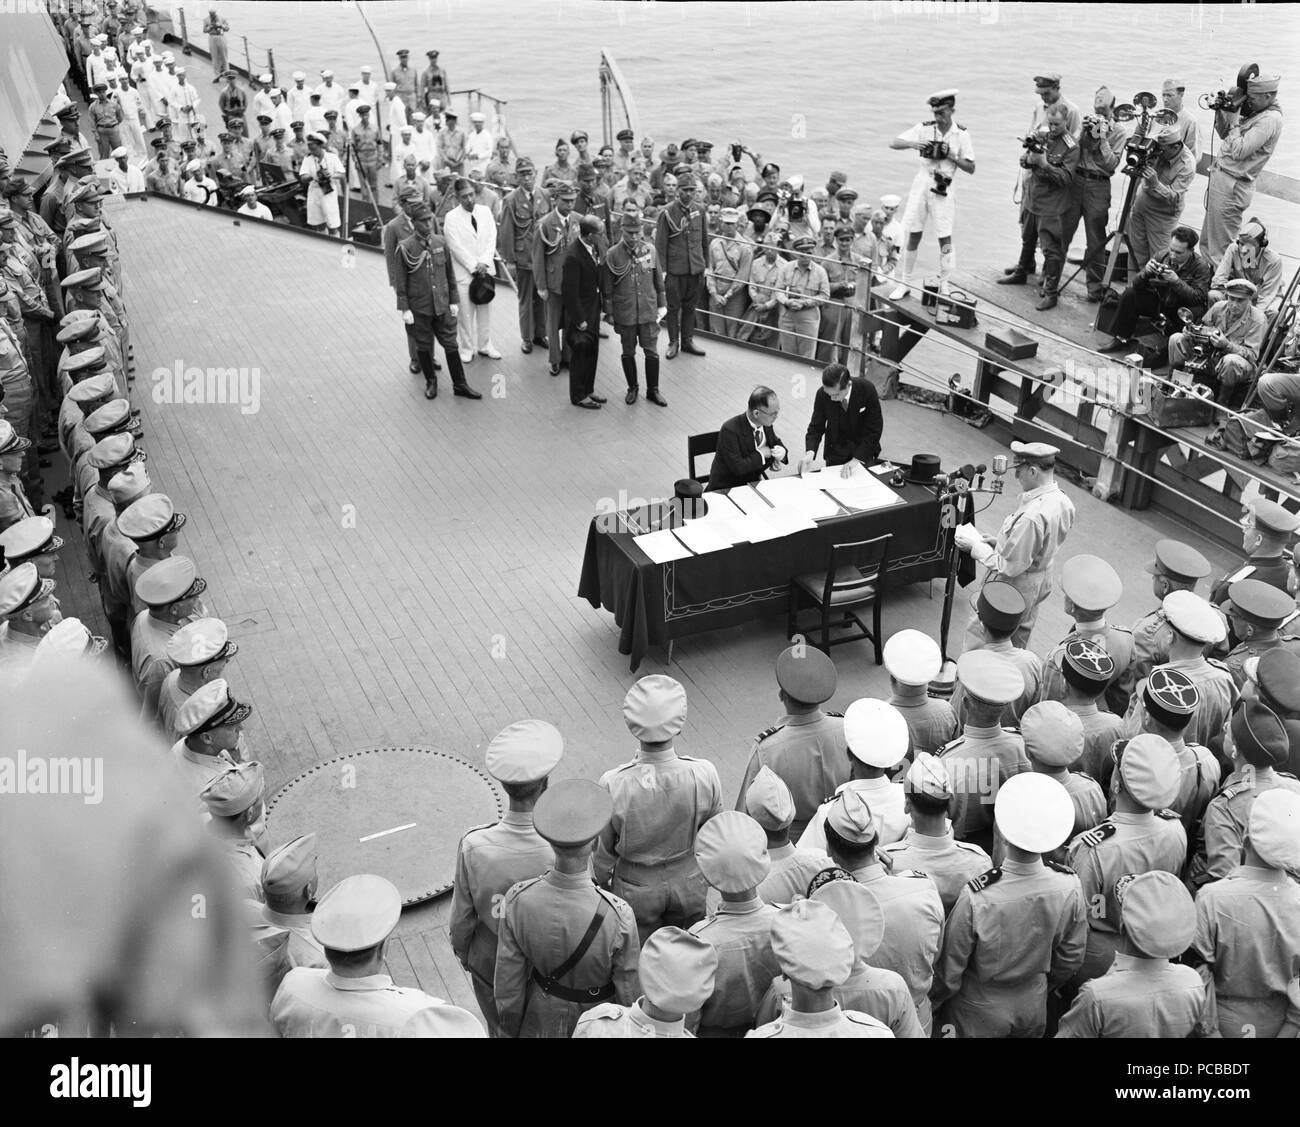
[687,432,720,485]
[787,534,892,661]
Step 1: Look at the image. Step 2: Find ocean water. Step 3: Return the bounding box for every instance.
[167,0,1300,265]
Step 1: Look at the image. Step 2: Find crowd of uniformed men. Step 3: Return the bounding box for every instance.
[4,1,1300,1039]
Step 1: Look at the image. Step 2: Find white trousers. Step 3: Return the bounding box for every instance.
[455,280,491,354]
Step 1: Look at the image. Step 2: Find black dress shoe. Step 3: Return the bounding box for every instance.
[549,363,561,377]
[409,359,421,374]
[666,342,680,359]
[574,397,601,409]
[453,383,483,399]
[432,356,442,371]
[1004,264,1034,275]
[997,270,1028,286]
[647,389,668,407]
[1085,291,1104,304]
[589,394,607,404]
[681,342,706,356]
[559,359,569,370]
[1098,336,1131,354]
[424,378,438,399]
[521,340,533,354]
[533,336,548,347]
[625,387,639,405]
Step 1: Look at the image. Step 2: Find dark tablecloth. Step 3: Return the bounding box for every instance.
[578,481,950,670]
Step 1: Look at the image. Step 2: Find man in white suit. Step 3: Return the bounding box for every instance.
[443,177,502,363]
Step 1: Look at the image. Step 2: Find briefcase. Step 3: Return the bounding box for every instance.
[985,327,1038,361]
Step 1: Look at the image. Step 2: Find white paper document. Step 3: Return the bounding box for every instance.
[673,522,733,555]
[633,529,693,563]
[761,507,818,535]
[726,485,772,515]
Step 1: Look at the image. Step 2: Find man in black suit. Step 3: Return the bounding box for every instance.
[799,362,884,476]
[705,385,789,491]
[562,214,606,409]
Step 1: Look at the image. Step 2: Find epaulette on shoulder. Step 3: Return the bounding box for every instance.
[898,869,931,880]
[1214,780,1251,801]
[922,119,936,127]
[609,758,640,774]
[1207,656,1231,672]
[578,1002,624,1023]
[1074,770,1099,784]
[459,819,498,842]
[1154,808,1181,820]
[1227,564,1256,584]
[967,868,1001,892]
[936,736,964,757]
[595,886,633,917]
[504,876,542,901]
[1074,821,1116,849]
[954,840,987,854]
[825,710,844,719]
[842,1010,889,1029]
[1061,134,1078,150]
[1001,725,1022,736]
[956,122,968,131]
[754,722,785,743]
[1111,624,1133,637]
[1045,859,1075,875]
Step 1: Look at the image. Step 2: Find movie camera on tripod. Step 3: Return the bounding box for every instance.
[1112,92,1178,177]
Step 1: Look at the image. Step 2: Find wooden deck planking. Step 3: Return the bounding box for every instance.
[100,189,1248,829]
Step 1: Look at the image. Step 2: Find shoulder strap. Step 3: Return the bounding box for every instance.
[540,898,610,986]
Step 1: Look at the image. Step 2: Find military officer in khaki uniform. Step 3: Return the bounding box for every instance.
[0,515,63,580]
[883,629,958,757]
[1210,498,1298,609]
[532,183,580,374]
[688,811,782,1036]
[350,104,382,198]
[654,171,709,358]
[1058,871,1213,1037]
[956,441,1076,650]
[1111,668,1219,843]
[118,492,185,617]
[572,926,718,1039]
[131,554,207,723]
[174,678,250,806]
[747,898,894,1039]
[595,675,723,942]
[880,753,991,914]
[200,761,269,902]
[496,157,549,354]
[1192,789,1300,1038]
[938,651,1031,850]
[250,833,329,997]
[0,563,60,689]
[96,462,152,661]
[1066,733,1186,984]
[933,773,1087,1038]
[1038,555,1133,714]
[1021,101,1080,311]
[1114,539,1212,713]
[1124,591,1235,757]
[798,698,910,854]
[1222,578,1300,689]
[450,719,561,1037]
[1056,639,1125,782]
[0,421,36,534]
[951,583,1041,725]
[494,779,641,1038]
[159,617,237,744]
[755,879,922,1038]
[822,789,944,1033]
[740,766,831,908]
[273,874,484,1037]
[1011,702,1105,866]
[603,210,667,407]
[1187,700,1300,888]
[735,646,847,841]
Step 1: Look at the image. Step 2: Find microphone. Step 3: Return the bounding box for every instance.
[953,462,987,481]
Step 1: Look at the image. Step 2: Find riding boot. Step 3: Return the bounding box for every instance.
[645,355,660,394]
[621,355,638,390]
[417,349,438,397]
[447,349,483,398]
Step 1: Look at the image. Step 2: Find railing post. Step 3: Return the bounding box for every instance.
[267,48,276,88]
[242,36,252,81]
[178,9,192,55]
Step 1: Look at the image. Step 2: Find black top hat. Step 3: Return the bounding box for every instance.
[906,454,941,484]
[673,478,708,521]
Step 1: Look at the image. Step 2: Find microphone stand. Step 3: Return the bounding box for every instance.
[934,469,1006,675]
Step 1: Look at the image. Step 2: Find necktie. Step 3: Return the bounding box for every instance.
[754,427,764,450]
[470,214,478,233]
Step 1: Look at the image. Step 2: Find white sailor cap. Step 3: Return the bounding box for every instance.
[469,111,486,123]
[882,629,942,686]
[844,698,909,768]
[879,194,902,208]
[292,70,306,81]
[1161,590,1226,644]
[994,773,1074,853]
[383,81,397,92]
[484,719,564,784]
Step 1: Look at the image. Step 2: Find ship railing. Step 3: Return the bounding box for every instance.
[154,5,276,86]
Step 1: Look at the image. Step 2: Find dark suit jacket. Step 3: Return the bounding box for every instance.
[562,240,603,339]
[804,377,883,466]
[707,412,787,491]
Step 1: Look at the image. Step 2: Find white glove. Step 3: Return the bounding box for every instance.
[402,310,414,324]
[969,539,994,564]
[449,303,459,317]
[952,523,978,550]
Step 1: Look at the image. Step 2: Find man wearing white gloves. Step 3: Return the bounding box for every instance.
[954,441,1075,650]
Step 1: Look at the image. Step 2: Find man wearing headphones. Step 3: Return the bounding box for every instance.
[1208,217,1285,316]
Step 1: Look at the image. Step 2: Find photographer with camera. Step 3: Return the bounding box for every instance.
[1202,73,1284,262]
[1059,88,1127,302]
[298,133,345,237]
[1209,218,1285,316]
[1099,225,1213,355]
[1125,127,1196,271]
[1017,102,1080,312]
[1002,74,1082,285]
[886,88,976,300]
[1168,278,1267,404]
